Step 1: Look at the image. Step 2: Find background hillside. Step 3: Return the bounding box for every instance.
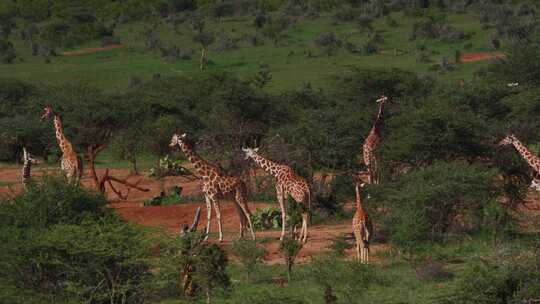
[0,0,531,90]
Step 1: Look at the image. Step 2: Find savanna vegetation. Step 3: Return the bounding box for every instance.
[1,0,540,303]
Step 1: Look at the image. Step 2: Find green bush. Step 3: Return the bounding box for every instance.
[280,237,303,279]
[0,39,16,63]
[149,155,190,178]
[305,256,381,303]
[0,178,159,304]
[251,207,282,230]
[230,239,267,282]
[371,161,501,251]
[443,252,540,304]
[0,176,107,228]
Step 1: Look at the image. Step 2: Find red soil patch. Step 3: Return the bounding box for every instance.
[61,44,124,56]
[460,52,504,63]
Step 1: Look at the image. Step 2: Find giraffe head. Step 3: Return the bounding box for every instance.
[498,134,517,146]
[41,106,53,120]
[169,133,187,147]
[242,147,259,160]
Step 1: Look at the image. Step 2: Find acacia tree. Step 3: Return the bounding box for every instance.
[192,17,215,71]
[42,82,146,196]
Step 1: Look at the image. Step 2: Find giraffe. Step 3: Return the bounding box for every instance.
[499,134,540,190]
[242,148,311,243]
[353,182,372,263]
[169,133,255,242]
[41,106,83,183]
[21,147,35,189]
[362,95,388,184]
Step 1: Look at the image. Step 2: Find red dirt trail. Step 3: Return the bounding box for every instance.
[61,44,124,56]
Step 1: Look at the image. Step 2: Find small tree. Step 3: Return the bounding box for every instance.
[192,18,215,71]
[279,237,303,280]
[192,244,230,304]
[230,239,267,282]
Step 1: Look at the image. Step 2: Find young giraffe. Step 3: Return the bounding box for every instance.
[353,182,373,263]
[362,95,389,184]
[169,133,255,242]
[499,134,540,190]
[21,147,35,189]
[242,148,311,242]
[41,106,83,183]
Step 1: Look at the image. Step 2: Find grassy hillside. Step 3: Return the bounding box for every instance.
[3,10,499,92]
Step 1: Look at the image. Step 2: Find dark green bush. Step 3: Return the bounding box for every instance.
[305,256,381,303]
[0,178,158,304]
[231,239,267,282]
[443,251,540,304]
[1,176,107,229]
[0,39,16,64]
[370,161,501,251]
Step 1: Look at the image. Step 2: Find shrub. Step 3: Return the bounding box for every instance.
[280,237,303,279]
[1,176,107,228]
[0,39,16,64]
[370,161,500,251]
[413,258,453,282]
[305,256,381,303]
[144,186,184,206]
[149,155,191,178]
[251,207,282,230]
[230,239,267,282]
[314,32,342,56]
[0,179,156,304]
[192,244,230,302]
[328,234,353,257]
[439,245,540,304]
[7,217,154,303]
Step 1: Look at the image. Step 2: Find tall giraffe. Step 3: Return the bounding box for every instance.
[242,148,311,242]
[353,182,372,263]
[41,106,83,183]
[499,134,540,190]
[21,147,35,189]
[170,133,255,242]
[362,95,388,184]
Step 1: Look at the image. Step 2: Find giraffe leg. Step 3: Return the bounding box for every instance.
[235,189,256,240]
[276,186,286,241]
[203,194,213,241]
[211,197,223,242]
[372,157,379,185]
[232,198,245,239]
[301,212,308,243]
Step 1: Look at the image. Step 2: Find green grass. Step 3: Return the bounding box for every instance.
[1,11,500,93]
[152,235,509,304]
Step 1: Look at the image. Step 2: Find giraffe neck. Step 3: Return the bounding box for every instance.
[177,141,218,176]
[53,115,73,154]
[251,153,283,178]
[512,139,540,172]
[355,184,364,212]
[372,100,386,133]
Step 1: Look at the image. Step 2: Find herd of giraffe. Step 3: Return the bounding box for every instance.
[16,99,540,264]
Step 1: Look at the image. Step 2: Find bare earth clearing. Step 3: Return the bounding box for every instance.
[0,166,535,265]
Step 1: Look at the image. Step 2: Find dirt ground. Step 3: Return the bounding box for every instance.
[1,166,537,264]
[61,44,124,56]
[0,167,377,264]
[459,52,505,63]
